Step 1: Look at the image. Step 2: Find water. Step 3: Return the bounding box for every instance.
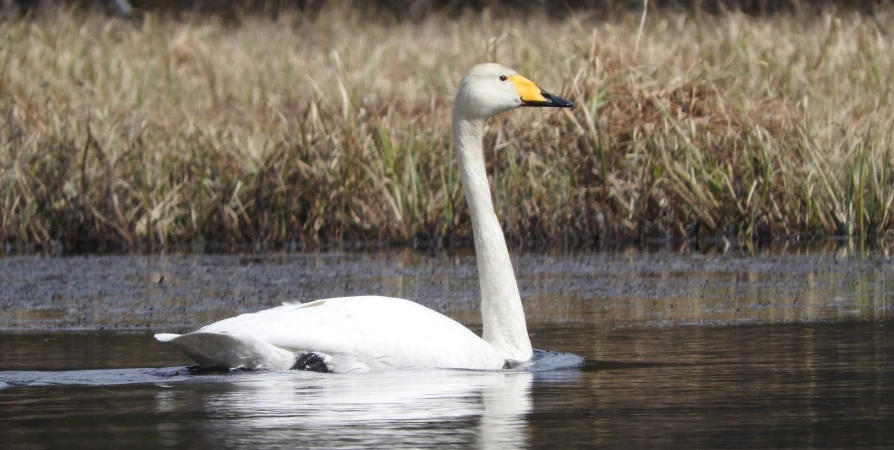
[1,246,893,448]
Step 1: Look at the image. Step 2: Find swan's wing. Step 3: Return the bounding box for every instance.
[154,331,298,370]
[186,296,504,372]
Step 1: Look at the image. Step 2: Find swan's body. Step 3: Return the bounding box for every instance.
[156,63,573,373]
[157,296,505,372]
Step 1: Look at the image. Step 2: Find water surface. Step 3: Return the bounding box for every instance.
[2,323,892,449]
[1,246,893,448]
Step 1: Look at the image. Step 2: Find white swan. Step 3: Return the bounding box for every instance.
[155,63,574,373]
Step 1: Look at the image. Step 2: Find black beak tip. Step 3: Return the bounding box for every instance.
[542,91,574,109]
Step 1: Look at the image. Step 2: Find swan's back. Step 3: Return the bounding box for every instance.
[164,296,504,372]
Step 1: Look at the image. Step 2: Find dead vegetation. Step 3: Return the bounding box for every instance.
[0,4,892,252]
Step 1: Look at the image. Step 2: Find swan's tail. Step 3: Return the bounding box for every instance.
[154,332,297,370]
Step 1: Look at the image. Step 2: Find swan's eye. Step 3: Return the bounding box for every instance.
[499,75,508,81]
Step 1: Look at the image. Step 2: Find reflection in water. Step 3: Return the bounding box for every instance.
[0,363,551,449]
[1,324,893,449]
[0,368,540,448]
[187,370,534,449]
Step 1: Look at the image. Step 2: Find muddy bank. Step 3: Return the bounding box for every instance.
[0,244,891,331]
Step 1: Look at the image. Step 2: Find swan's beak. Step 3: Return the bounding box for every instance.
[508,75,575,109]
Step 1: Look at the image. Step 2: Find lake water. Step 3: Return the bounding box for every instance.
[1,244,893,448]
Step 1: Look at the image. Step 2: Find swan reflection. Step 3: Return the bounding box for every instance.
[161,369,535,449]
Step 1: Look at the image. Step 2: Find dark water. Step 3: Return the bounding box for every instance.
[1,247,893,448]
[1,324,892,449]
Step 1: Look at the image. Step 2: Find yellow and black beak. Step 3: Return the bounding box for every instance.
[507,74,574,109]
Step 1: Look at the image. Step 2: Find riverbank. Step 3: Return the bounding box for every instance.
[1,4,892,252]
[1,243,891,330]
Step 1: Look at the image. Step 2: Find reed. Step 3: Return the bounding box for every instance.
[1,4,892,252]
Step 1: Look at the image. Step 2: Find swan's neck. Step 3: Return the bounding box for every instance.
[452,116,533,363]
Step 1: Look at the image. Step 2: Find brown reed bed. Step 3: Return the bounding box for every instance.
[0,4,892,253]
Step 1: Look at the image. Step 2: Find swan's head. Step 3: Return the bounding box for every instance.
[453,63,574,121]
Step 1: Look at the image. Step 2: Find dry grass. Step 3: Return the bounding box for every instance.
[1,4,893,252]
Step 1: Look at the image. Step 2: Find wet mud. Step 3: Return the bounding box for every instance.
[0,244,891,332]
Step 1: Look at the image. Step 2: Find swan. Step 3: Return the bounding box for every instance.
[155,63,574,373]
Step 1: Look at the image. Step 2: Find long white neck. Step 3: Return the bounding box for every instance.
[452,114,533,363]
